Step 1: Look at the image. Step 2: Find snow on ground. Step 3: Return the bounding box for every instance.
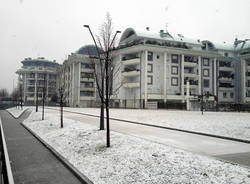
[6,107,28,118]
[49,107,250,141]
[23,110,250,184]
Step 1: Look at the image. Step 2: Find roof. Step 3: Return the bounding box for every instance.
[120,28,202,46]
[76,45,99,56]
[119,28,250,52]
[21,58,59,67]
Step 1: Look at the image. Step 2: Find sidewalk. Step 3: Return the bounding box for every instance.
[0,110,84,184]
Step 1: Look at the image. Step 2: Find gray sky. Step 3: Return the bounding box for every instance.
[1,0,250,93]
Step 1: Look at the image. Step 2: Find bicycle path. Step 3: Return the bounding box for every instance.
[0,110,85,184]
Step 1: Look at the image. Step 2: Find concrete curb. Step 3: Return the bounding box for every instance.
[46,107,250,144]
[21,122,94,184]
[5,108,30,119]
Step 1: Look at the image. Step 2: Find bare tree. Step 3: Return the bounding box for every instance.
[42,73,47,120]
[11,88,19,108]
[0,88,9,98]
[96,13,121,147]
[57,68,67,128]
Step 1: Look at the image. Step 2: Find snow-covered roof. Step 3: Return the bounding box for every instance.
[120,28,202,46]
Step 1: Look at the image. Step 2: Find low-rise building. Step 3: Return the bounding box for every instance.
[16,57,60,104]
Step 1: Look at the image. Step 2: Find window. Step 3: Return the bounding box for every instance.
[171,66,178,75]
[147,64,153,73]
[230,92,234,98]
[80,91,94,97]
[171,54,178,64]
[224,53,228,57]
[148,52,153,61]
[247,80,250,87]
[203,69,209,77]
[171,77,178,86]
[204,79,209,88]
[147,75,153,85]
[81,82,94,88]
[203,58,209,66]
[157,55,160,59]
[223,92,227,98]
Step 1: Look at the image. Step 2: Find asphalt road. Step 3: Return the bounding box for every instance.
[45,108,250,168]
[0,110,84,184]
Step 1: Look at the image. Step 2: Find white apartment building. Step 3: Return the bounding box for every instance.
[58,45,99,107]
[111,28,250,109]
[16,57,60,104]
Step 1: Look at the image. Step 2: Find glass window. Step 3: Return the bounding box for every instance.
[171,66,178,75]
[204,79,209,88]
[203,58,209,66]
[171,77,178,86]
[172,54,178,64]
[203,69,209,77]
[230,92,234,98]
[148,52,153,61]
[147,64,153,73]
[223,92,227,98]
[147,75,153,85]
[80,91,94,96]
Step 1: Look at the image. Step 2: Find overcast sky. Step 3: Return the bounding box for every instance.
[1,0,250,92]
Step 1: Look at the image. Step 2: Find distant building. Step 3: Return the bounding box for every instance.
[16,57,60,104]
[58,45,99,107]
[111,28,250,109]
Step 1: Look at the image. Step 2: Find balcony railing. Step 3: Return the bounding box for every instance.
[123,82,140,88]
[122,58,140,66]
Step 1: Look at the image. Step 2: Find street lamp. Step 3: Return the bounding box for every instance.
[83,24,105,130]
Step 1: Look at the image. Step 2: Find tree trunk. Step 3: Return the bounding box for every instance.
[60,97,63,128]
[100,102,104,130]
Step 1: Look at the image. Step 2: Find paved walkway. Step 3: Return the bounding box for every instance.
[0,110,84,184]
[45,108,250,168]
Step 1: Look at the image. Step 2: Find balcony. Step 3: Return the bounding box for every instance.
[122,58,140,66]
[247,65,250,70]
[219,77,233,82]
[80,87,95,91]
[81,68,94,72]
[184,72,197,78]
[219,66,233,72]
[247,76,250,80]
[184,61,197,67]
[219,87,234,91]
[122,70,140,77]
[80,78,95,82]
[123,82,140,88]
[184,84,198,89]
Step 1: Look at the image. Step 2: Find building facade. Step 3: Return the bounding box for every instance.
[16,57,60,104]
[111,28,250,109]
[58,45,99,107]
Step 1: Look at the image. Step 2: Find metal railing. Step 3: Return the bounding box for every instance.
[0,119,14,184]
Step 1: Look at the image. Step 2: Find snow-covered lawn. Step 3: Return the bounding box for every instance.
[23,110,250,184]
[48,107,250,141]
[6,107,28,118]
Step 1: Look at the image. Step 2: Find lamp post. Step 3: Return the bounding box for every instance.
[83,25,105,130]
[105,30,120,148]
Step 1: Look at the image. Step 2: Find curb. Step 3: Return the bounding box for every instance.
[21,122,94,184]
[46,107,250,144]
[5,108,30,119]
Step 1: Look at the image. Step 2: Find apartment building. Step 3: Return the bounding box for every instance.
[111,27,250,109]
[58,45,99,107]
[16,57,60,104]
